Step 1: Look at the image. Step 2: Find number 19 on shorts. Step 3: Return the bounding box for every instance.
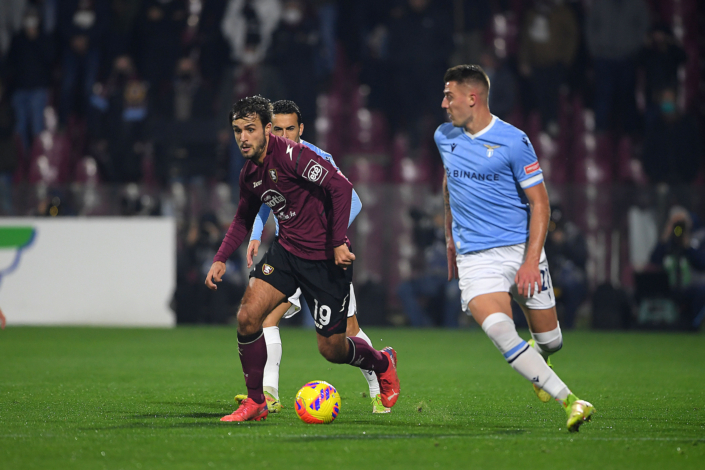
[313,299,331,329]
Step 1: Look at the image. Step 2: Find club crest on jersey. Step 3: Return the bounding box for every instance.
[451,143,457,152]
[483,144,500,157]
[302,160,328,185]
[262,264,274,275]
[269,169,278,183]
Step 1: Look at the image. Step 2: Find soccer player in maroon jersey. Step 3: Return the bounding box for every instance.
[205,96,400,422]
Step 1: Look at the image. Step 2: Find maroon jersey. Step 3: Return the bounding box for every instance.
[214,134,353,262]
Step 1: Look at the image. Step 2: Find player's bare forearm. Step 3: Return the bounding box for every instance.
[442,174,459,280]
[442,174,453,243]
[523,183,550,265]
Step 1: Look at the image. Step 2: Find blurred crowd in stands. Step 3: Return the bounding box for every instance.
[0,0,702,328]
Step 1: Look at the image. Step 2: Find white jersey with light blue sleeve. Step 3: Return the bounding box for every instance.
[249,139,362,241]
[434,115,544,254]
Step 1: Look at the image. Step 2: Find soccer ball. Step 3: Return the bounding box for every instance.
[295,380,341,424]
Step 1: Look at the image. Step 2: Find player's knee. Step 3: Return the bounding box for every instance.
[236,303,261,335]
[482,313,528,362]
[531,325,563,356]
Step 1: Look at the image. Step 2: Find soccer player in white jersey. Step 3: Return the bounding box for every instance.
[435,65,594,432]
[233,100,389,414]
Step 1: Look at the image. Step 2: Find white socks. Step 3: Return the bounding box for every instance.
[354,328,381,397]
[482,313,570,402]
[530,324,563,360]
[262,326,282,399]
[261,325,381,400]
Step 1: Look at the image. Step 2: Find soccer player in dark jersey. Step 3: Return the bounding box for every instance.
[205,96,400,422]
[233,100,388,414]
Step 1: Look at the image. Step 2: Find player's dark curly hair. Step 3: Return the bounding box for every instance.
[444,65,490,96]
[229,95,273,128]
[272,100,303,125]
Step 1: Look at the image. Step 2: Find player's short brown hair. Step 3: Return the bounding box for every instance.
[229,95,273,128]
[444,65,490,95]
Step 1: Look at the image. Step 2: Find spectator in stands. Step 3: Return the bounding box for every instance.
[221,0,281,68]
[397,205,461,327]
[650,206,705,330]
[387,0,453,140]
[58,0,110,125]
[134,0,187,109]
[519,0,579,136]
[450,0,491,66]
[196,0,230,88]
[6,6,54,152]
[479,49,517,122]
[105,0,141,66]
[88,55,147,182]
[0,0,26,57]
[173,212,247,323]
[544,205,588,329]
[638,23,688,127]
[0,78,17,215]
[263,0,320,126]
[153,56,218,181]
[586,0,648,134]
[641,88,701,185]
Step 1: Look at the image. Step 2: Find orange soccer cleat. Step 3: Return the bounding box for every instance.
[376,347,400,408]
[220,398,269,422]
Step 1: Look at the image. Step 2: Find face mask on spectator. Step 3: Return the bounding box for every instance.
[23,16,40,30]
[660,100,676,115]
[282,7,303,25]
[73,10,96,29]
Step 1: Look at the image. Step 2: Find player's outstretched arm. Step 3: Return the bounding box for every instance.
[205,261,226,290]
[515,182,550,297]
[209,180,261,287]
[443,174,459,280]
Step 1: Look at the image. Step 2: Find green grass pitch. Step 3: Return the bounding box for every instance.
[1,327,703,469]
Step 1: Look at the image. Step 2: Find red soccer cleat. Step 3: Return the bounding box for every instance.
[376,347,400,408]
[220,398,269,422]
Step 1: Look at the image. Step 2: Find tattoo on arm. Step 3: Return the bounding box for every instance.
[443,175,452,242]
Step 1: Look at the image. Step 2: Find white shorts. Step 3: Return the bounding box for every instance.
[457,243,556,312]
[283,284,357,319]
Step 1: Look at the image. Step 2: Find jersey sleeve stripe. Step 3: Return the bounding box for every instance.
[519,174,544,189]
[294,147,304,173]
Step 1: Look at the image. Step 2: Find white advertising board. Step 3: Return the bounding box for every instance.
[0,218,176,327]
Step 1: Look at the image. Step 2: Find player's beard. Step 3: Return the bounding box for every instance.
[240,132,267,162]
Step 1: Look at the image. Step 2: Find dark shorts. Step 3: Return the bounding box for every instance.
[251,239,353,337]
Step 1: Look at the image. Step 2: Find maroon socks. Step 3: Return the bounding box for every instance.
[346,337,389,373]
[237,330,267,404]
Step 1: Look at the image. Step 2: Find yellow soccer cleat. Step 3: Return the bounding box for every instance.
[371,394,391,414]
[264,391,283,413]
[528,339,553,403]
[235,392,283,413]
[565,396,595,433]
[234,394,247,404]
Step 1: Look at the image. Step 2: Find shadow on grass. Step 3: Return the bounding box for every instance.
[130,412,227,419]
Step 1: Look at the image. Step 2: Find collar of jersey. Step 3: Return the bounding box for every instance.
[463,115,497,140]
